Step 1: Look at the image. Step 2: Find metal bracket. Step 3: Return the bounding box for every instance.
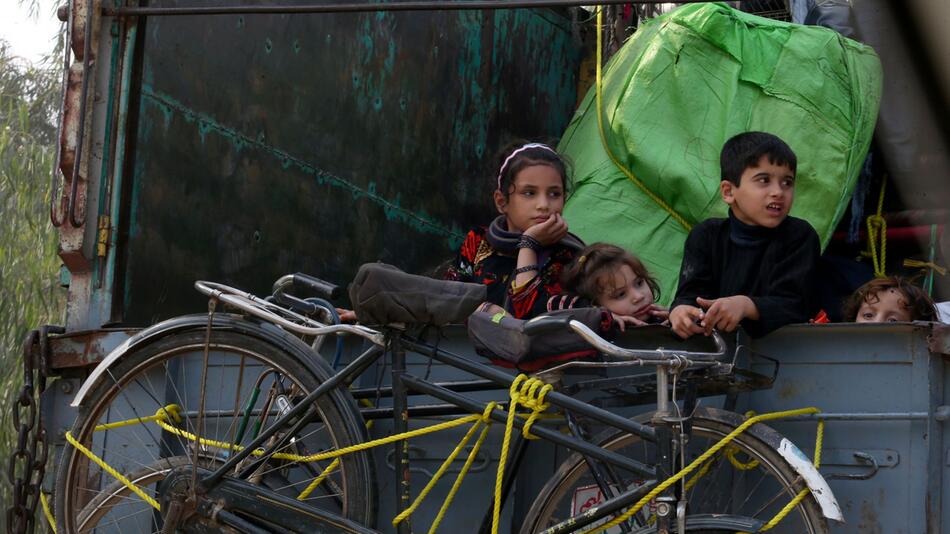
[825,451,886,480]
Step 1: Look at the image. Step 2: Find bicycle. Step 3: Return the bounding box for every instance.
[53,268,842,533]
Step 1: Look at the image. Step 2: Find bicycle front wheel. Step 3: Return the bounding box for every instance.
[521,408,828,534]
[55,323,377,533]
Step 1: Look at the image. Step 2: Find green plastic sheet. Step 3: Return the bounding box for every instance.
[560,2,881,306]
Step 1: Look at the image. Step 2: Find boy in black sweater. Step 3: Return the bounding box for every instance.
[670,132,820,338]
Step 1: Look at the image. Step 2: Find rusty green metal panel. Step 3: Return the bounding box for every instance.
[118,5,580,324]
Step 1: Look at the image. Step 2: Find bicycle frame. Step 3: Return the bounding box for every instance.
[67,279,821,533]
[176,282,732,533]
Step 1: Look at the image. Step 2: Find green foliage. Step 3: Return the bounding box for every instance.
[0,33,66,510]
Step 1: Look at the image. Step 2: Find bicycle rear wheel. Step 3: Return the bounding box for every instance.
[521,408,828,534]
[55,323,376,533]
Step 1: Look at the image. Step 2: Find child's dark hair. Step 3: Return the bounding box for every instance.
[561,243,660,303]
[720,131,797,185]
[842,276,938,322]
[495,140,572,198]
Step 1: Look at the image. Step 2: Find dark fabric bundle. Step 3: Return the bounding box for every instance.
[467,307,612,370]
[349,263,486,326]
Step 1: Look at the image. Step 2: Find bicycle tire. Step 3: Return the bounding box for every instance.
[520,408,828,534]
[55,324,377,533]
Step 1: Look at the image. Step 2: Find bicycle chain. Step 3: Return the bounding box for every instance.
[7,326,63,534]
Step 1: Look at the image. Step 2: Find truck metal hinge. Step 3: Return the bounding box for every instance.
[97,215,111,257]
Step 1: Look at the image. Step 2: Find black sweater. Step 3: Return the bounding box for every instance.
[671,212,820,337]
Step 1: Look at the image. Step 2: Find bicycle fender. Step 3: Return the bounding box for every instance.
[70,313,330,408]
[775,437,845,522]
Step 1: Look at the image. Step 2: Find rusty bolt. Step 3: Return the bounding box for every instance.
[57,5,69,21]
[935,405,950,422]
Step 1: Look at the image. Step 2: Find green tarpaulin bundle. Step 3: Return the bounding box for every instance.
[560,2,881,306]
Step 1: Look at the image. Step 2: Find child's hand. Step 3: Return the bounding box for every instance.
[611,312,648,332]
[523,213,568,246]
[670,305,704,338]
[695,296,758,335]
[336,308,358,323]
[648,304,669,323]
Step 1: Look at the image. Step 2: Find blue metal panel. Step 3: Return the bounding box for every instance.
[743,322,947,533]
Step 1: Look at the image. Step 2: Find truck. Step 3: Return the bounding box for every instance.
[7,1,949,533]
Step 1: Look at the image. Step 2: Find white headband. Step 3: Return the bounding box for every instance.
[496,143,558,191]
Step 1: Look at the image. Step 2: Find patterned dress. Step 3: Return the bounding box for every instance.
[444,226,581,320]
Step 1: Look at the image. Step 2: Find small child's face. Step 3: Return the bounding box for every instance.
[721,155,795,228]
[494,164,565,233]
[855,288,913,323]
[597,264,655,320]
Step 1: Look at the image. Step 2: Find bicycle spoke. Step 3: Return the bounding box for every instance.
[734,467,771,516]
[750,476,803,519]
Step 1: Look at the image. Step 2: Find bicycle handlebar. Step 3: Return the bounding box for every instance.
[272,273,342,300]
[523,314,576,336]
[194,281,386,346]
[566,319,727,362]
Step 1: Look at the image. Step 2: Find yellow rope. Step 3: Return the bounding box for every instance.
[393,402,497,527]
[725,444,761,471]
[154,410,484,463]
[517,376,553,440]
[904,259,948,276]
[64,430,162,511]
[595,7,692,232]
[297,458,340,500]
[40,491,56,533]
[70,403,482,516]
[583,407,822,534]
[69,382,555,532]
[492,375,553,533]
[866,177,887,277]
[725,411,760,470]
[93,404,182,431]
[683,452,720,493]
[428,423,493,534]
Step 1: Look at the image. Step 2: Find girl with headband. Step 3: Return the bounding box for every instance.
[445,141,586,319]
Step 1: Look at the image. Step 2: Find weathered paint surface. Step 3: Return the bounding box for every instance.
[47,328,139,369]
[743,322,948,533]
[118,5,580,324]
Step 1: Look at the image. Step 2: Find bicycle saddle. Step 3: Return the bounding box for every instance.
[349,262,486,326]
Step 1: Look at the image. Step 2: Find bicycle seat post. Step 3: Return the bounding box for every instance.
[654,365,671,421]
[652,364,677,533]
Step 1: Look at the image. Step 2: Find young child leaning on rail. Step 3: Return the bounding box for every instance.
[843,276,938,323]
[556,242,669,328]
[669,131,821,339]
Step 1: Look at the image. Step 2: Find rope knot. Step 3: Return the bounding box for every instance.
[866,214,886,229]
[514,377,552,440]
[865,179,888,278]
[156,404,182,424]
